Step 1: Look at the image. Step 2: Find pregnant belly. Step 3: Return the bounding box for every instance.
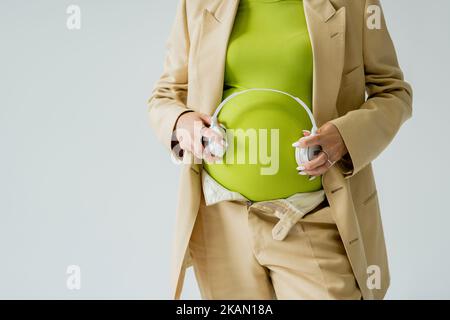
[203,90,322,202]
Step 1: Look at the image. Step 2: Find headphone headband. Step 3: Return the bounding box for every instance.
[212,88,317,133]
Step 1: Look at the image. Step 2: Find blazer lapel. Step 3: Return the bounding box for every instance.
[193,0,240,115]
[304,0,346,127]
[193,0,346,128]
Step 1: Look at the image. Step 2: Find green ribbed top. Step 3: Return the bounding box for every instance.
[204,0,323,201]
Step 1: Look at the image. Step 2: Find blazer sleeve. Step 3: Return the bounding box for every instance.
[330,0,413,179]
[147,0,192,159]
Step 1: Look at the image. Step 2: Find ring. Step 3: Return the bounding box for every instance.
[321,150,336,167]
[321,149,330,161]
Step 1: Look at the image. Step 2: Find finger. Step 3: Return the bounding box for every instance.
[297,151,328,171]
[292,134,321,148]
[179,140,187,150]
[175,126,190,144]
[203,146,222,163]
[198,113,212,126]
[178,134,192,150]
[301,163,330,176]
[300,134,321,148]
[292,130,311,149]
[192,140,205,159]
[202,127,225,145]
[184,141,194,154]
[201,127,226,159]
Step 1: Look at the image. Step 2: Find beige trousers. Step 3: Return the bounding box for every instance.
[189,194,361,300]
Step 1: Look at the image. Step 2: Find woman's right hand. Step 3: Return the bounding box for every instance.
[174,111,224,162]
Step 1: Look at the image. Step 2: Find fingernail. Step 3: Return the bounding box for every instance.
[302,130,310,134]
[296,165,305,170]
[298,171,308,175]
[308,176,317,181]
[292,142,300,147]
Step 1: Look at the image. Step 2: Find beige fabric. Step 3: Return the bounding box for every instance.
[201,168,249,206]
[189,194,361,299]
[147,0,413,300]
[202,168,326,240]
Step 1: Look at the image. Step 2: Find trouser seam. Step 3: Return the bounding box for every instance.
[298,222,332,300]
[246,206,271,265]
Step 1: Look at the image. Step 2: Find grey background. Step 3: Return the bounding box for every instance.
[0,0,448,299]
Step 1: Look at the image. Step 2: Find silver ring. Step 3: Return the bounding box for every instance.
[321,150,336,167]
[321,149,330,161]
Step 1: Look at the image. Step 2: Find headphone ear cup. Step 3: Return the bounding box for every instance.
[294,132,322,165]
[295,145,307,165]
[307,145,322,161]
[206,124,228,158]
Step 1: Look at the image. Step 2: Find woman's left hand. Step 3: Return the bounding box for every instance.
[292,122,348,178]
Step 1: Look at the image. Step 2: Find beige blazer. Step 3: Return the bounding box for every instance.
[148,0,413,300]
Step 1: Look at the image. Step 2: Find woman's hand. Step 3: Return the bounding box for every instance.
[174,111,224,162]
[292,122,348,178]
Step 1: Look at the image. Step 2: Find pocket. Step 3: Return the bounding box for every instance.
[301,205,335,224]
[361,189,378,206]
[341,64,364,89]
[337,64,366,114]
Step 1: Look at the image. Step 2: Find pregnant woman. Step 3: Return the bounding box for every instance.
[148,0,412,300]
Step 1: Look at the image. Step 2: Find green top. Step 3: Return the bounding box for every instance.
[203,0,323,201]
